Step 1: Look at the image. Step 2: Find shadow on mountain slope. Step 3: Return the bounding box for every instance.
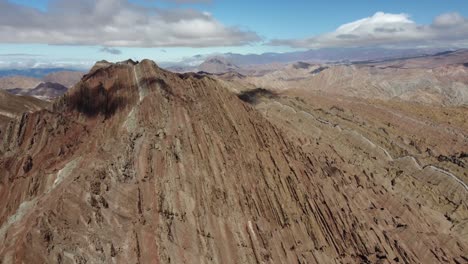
[63,82,126,118]
[237,88,277,104]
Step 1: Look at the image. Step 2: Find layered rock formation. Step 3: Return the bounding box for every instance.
[0,60,466,263]
[0,90,49,139]
[214,50,468,106]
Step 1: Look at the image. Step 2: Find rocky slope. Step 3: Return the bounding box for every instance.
[198,57,242,74]
[43,71,85,88]
[7,82,69,101]
[238,63,468,106]
[0,71,84,100]
[0,60,466,263]
[215,50,468,106]
[0,76,41,90]
[0,90,49,138]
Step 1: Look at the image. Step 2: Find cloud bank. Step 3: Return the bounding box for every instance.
[0,59,93,70]
[0,0,259,47]
[100,47,122,55]
[270,12,468,49]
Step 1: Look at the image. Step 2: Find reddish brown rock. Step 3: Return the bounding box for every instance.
[0,60,466,263]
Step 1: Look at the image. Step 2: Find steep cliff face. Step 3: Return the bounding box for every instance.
[0,60,466,263]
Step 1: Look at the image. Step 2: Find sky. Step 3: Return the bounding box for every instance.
[0,0,467,69]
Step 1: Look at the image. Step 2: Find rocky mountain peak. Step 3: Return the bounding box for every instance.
[198,56,240,74]
[0,59,466,263]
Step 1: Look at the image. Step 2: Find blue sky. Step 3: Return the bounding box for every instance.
[0,0,468,69]
[209,0,468,38]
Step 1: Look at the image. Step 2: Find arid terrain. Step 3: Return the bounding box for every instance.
[0,90,49,139]
[213,49,468,106]
[0,56,466,263]
[1,0,467,262]
[0,71,84,101]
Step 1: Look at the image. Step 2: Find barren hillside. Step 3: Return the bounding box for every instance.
[0,60,466,263]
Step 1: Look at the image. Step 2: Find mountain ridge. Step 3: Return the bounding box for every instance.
[0,59,466,263]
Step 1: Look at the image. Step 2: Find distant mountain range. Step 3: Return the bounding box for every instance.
[0,70,84,100]
[211,49,468,106]
[0,68,82,78]
[0,90,49,131]
[164,47,456,71]
[223,47,453,65]
[7,82,69,101]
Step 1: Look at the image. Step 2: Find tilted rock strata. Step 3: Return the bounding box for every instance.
[0,60,466,263]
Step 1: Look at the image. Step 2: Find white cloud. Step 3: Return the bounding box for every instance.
[0,0,260,47]
[270,12,468,49]
[433,12,465,27]
[100,47,122,55]
[0,59,93,70]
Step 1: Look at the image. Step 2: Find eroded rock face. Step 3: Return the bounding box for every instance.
[224,50,468,106]
[0,60,466,263]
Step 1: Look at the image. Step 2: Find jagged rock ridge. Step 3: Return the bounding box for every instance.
[0,59,466,263]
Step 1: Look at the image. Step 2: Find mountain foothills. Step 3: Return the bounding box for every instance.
[0,90,49,140]
[171,47,451,69]
[0,57,466,264]
[0,71,84,101]
[204,49,468,106]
